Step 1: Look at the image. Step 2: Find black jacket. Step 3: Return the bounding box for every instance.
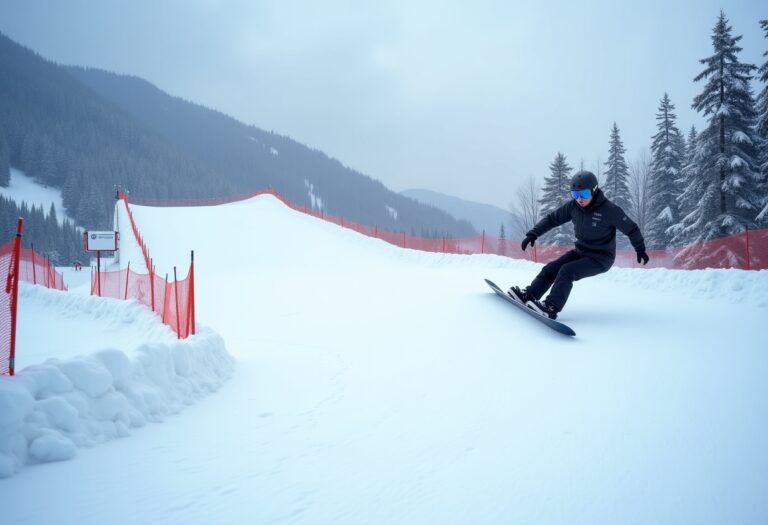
[527,189,645,268]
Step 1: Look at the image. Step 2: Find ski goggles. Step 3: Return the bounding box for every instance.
[570,188,593,200]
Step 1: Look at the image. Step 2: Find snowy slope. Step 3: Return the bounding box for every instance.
[1,194,767,524]
[0,168,73,224]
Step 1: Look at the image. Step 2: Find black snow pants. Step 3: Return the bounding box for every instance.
[528,250,609,311]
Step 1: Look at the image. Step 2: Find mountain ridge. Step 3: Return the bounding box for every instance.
[400,188,514,238]
[0,31,475,238]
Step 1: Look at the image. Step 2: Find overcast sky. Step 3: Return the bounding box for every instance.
[0,0,765,208]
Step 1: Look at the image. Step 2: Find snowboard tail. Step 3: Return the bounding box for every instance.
[484,279,576,337]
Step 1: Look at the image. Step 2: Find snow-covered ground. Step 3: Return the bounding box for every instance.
[1,191,767,524]
[0,168,72,224]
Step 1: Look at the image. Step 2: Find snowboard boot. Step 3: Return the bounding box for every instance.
[508,285,533,304]
[529,298,560,320]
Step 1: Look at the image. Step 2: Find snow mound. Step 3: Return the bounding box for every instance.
[0,291,233,479]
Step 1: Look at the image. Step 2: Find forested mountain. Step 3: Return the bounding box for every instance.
[400,188,505,237]
[0,195,86,266]
[0,32,474,240]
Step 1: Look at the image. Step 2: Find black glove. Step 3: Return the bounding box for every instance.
[636,249,649,265]
[521,233,537,252]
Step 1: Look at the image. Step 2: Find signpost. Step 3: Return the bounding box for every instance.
[84,231,119,296]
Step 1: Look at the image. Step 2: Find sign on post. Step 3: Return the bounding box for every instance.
[83,231,119,297]
[84,231,119,252]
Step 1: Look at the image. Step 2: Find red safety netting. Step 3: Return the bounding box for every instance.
[92,194,195,339]
[91,264,195,338]
[0,239,14,375]
[1,220,66,375]
[128,189,768,271]
[18,247,67,290]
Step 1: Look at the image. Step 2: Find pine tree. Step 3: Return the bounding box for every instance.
[647,94,685,248]
[603,123,632,212]
[756,18,768,225]
[677,12,760,258]
[498,223,507,255]
[77,185,104,230]
[670,127,700,246]
[603,123,632,247]
[538,152,573,245]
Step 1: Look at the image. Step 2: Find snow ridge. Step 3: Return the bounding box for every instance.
[0,287,233,478]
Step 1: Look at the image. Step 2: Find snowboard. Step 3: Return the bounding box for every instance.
[484,279,576,337]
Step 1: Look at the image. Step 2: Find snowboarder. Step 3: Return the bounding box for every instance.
[509,170,649,319]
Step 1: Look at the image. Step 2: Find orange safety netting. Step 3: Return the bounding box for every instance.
[91,264,195,338]
[93,194,194,339]
[18,247,67,290]
[1,225,66,375]
[0,240,14,375]
[127,189,768,271]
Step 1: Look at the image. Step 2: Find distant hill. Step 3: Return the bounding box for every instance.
[401,189,514,237]
[0,31,474,238]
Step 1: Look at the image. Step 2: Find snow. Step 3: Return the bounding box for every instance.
[731,130,752,144]
[1,284,232,479]
[1,187,767,524]
[729,155,746,169]
[0,168,73,224]
[304,179,324,211]
[715,104,731,116]
[758,202,768,222]
[385,204,398,220]
[657,205,674,223]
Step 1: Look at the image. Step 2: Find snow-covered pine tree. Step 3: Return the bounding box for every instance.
[538,152,573,245]
[603,123,632,212]
[646,93,685,248]
[498,223,507,255]
[669,126,700,246]
[756,18,768,225]
[603,123,632,247]
[675,11,760,267]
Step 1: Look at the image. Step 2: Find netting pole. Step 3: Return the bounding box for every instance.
[31,244,36,285]
[745,228,751,271]
[97,251,102,297]
[124,261,130,300]
[7,218,23,376]
[162,274,169,324]
[188,251,195,337]
[402,232,406,248]
[481,231,485,254]
[150,259,155,312]
[173,266,181,339]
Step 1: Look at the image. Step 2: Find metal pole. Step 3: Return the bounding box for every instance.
[188,251,195,336]
[124,261,130,300]
[173,266,181,339]
[162,273,169,324]
[150,259,155,312]
[7,218,23,375]
[97,251,101,296]
[31,244,36,285]
[745,228,751,271]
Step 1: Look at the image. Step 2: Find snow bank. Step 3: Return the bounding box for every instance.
[0,290,233,479]
[385,248,768,308]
